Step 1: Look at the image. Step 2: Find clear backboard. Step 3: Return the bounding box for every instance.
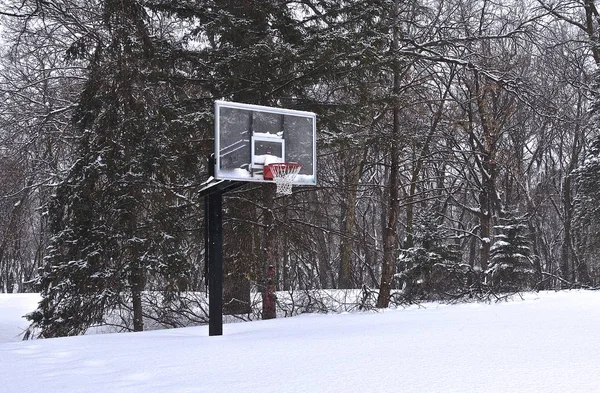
[214,101,316,185]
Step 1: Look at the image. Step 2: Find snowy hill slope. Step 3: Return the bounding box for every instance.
[1,291,600,392]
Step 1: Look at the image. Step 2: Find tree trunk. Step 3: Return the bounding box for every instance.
[131,261,144,332]
[473,74,501,275]
[282,240,291,291]
[561,97,585,285]
[339,151,365,289]
[223,273,252,314]
[315,228,331,289]
[560,175,572,285]
[527,220,543,287]
[377,0,401,309]
[223,194,253,315]
[479,192,492,274]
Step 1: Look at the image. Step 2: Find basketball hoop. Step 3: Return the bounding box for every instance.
[265,162,302,195]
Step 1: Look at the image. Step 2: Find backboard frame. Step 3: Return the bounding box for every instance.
[214,100,317,185]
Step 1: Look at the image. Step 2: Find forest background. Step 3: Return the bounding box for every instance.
[2,0,600,337]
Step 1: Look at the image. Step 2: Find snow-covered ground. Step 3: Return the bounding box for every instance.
[1,290,600,392]
[0,293,39,343]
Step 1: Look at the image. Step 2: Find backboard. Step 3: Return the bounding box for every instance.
[214,101,316,185]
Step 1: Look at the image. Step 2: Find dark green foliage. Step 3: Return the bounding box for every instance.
[26,0,201,337]
[487,216,534,291]
[575,69,600,225]
[573,69,600,284]
[574,135,600,286]
[146,0,308,105]
[575,135,600,239]
[397,213,462,299]
[144,0,339,314]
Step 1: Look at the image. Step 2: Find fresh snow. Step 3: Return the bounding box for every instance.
[0,293,39,343]
[491,240,511,248]
[2,291,600,392]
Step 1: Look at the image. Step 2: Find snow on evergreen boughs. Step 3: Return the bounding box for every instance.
[396,213,462,298]
[574,68,600,253]
[25,0,200,338]
[487,216,534,291]
[575,141,600,231]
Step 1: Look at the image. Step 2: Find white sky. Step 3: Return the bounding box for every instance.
[1,290,600,392]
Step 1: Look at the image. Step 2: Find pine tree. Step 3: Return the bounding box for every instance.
[575,136,600,230]
[26,0,200,338]
[398,213,461,299]
[487,216,534,291]
[569,68,600,286]
[145,0,320,316]
[574,122,600,285]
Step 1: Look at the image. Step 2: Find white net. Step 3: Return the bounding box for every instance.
[269,163,302,195]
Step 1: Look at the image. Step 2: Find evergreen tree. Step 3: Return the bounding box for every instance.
[26,0,201,337]
[487,215,534,291]
[145,0,324,316]
[574,129,600,285]
[576,137,600,224]
[397,213,461,299]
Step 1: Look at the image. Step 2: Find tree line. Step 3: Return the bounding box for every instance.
[1,0,600,337]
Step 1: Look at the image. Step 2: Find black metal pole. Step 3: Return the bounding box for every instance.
[207,191,223,336]
[200,154,244,337]
[204,195,209,295]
